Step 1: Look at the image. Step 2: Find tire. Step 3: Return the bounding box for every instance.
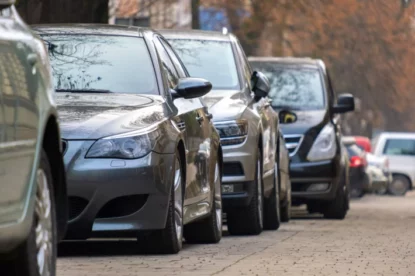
[140,151,184,254]
[184,156,222,244]
[323,174,349,220]
[227,148,263,236]
[263,164,281,230]
[280,188,291,222]
[388,175,410,196]
[3,150,58,276]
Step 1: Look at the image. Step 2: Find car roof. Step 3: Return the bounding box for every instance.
[378,132,415,139]
[159,29,232,42]
[31,24,150,37]
[248,56,325,70]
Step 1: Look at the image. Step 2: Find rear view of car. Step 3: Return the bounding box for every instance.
[0,3,67,276]
[372,132,415,196]
[345,144,369,198]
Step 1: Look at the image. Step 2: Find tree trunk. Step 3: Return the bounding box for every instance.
[191,0,200,29]
[16,0,109,24]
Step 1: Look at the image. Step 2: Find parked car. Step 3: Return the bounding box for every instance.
[161,30,295,234]
[344,143,369,198]
[343,136,391,194]
[0,3,67,276]
[372,132,415,196]
[33,24,223,254]
[249,57,354,219]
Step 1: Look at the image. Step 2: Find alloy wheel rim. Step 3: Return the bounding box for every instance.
[173,158,183,243]
[35,169,53,276]
[257,159,263,228]
[391,179,408,195]
[214,161,222,231]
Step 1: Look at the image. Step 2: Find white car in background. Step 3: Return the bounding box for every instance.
[372,132,415,196]
[366,153,391,195]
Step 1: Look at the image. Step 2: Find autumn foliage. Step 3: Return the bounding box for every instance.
[203,0,415,134]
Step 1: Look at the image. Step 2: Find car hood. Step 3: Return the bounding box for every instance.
[202,90,248,121]
[55,93,167,139]
[279,109,327,135]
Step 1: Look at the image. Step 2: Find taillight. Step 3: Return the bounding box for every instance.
[350,156,364,167]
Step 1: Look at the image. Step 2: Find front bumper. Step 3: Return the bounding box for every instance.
[64,141,174,239]
[220,134,258,209]
[290,159,340,202]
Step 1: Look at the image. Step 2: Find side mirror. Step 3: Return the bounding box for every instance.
[171,78,212,100]
[279,110,297,124]
[333,93,355,114]
[251,71,270,99]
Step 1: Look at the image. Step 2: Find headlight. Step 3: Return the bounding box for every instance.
[214,120,248,146]
[86,129,160,159]
[307,124,337,161]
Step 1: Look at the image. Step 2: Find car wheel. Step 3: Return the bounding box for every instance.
[141,151,183,254]
[263,163,281,230]
[227,148,263,235]
[184,155,222,243]
[388,175,410,196]
[323,172,349,220]
[280,181,291,223]
[3,151,58,276]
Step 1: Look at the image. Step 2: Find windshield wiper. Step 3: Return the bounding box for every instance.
[55,89,113,93]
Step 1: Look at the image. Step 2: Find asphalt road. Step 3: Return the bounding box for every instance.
[58,193,415,276]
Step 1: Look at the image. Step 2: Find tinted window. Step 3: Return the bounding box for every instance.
[383,139,415,156]
[42,35,157,94]
[250,62,325,110]
[347,145,362,157]
[168,39,240,90]
[153,37,180,90]
[159,38,187,78]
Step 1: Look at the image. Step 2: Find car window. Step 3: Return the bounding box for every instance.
[347,144,362,157]
[153,37,180,90]
[250,62,325,110]
[235,40,251,89]
[383,138,415,156]
[168,39,240,90]
[158,37,187,78]
[41,35,158,94]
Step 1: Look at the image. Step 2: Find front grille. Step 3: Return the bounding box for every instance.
[68,197,89,220]
[223,162,244,176]
[61,139,68,155]
[283,135,303,156]
[96,195,148,219]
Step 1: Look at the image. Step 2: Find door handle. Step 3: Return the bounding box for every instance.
[27,53,38,66]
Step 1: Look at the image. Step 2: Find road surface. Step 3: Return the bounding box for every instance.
[58,193,415,276]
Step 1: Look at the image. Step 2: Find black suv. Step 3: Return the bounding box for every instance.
[249,57,354,219]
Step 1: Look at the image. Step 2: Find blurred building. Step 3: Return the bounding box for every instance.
[109,0,192,29]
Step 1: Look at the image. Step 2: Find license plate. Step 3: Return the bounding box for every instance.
[222,185,234,193]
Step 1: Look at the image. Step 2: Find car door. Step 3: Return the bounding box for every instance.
[234,40,276,186]
[158,37,212,199]
[0,7,39,221]
[153,36,207,210]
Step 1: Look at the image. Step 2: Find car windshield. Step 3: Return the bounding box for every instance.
[168,39,240,90]
[41,34,158,94]
[250,62,325,110]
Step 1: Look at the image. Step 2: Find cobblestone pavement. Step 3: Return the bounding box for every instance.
[58,193,415,276]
